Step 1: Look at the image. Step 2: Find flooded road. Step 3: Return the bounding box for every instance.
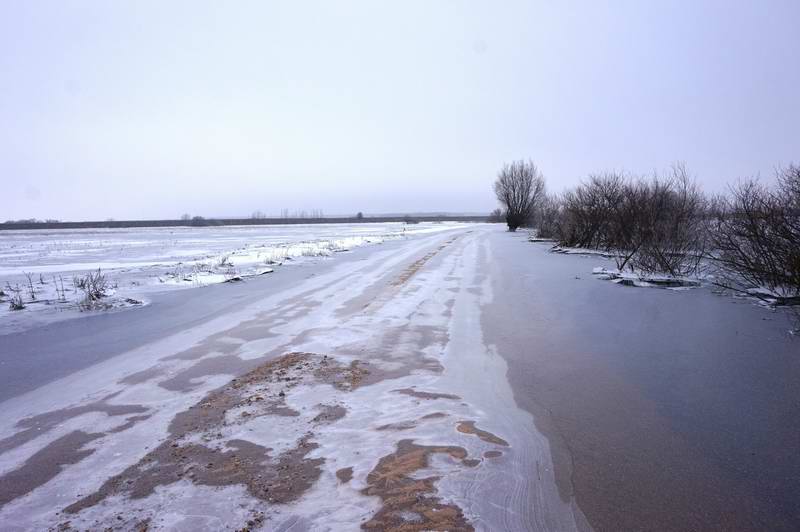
[1,225,797,531]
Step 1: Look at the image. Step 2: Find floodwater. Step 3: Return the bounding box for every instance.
[483,231,799,531]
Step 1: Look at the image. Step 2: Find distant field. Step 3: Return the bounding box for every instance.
[0,215,489,231]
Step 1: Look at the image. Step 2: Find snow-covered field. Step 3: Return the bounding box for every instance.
[0,222,464,333]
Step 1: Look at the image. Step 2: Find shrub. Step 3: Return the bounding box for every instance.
[74,269,109,308]
[554,164,707,277]
[559,172,626,249]
[9,293,25,311]
[533,193,563,239]
[710,165,800,303]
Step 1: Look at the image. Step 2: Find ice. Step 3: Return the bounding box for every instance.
[591,267,702,289]
[0,225,590,531]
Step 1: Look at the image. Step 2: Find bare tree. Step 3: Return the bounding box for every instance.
[493,159,546,231]
[487,208,504,223]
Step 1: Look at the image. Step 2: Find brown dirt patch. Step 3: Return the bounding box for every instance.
[456,421,509,447]
[392,252,438,287]
[65,435,322,514]
[361,439,474,531]
[313,357,374,391]
[390,236,459,288]
[483,450,503,459]
[64,352,370,517]
[336,466,354,484]
[56,516,152,531]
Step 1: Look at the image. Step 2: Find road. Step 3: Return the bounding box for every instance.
[0,225,797,531]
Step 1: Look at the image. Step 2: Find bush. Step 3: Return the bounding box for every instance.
[558,172,626,248]
[511,160,798,330]
[553,164,706,277]
[9,293,25,311]
[614,165,707,276]
[4,283,25,310]
[73,269,109,308]
[532,193,562,239]
[710,165,800,303]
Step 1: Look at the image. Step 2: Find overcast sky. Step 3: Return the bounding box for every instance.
[2,1,799,221]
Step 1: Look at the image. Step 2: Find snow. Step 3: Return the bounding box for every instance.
[548,245,616,258]
[591,267,702,289]
[0,222,467,333]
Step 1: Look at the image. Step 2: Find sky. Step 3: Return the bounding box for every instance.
[1,1,799,221]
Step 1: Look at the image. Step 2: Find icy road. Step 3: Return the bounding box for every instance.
[0,224,798,531]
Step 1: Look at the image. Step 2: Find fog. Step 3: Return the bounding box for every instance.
[2,0,798,221]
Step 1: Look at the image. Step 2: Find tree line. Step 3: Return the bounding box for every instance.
[493,160,800,305]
